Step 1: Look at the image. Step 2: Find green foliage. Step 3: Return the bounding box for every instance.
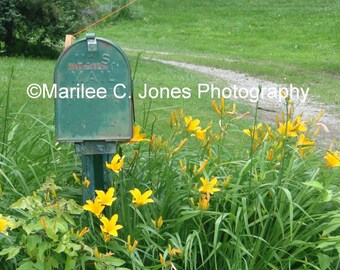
[1,96,339,269]
[0,62,339,269]
[95,101,339,270]
[0,178,127,269]
[110,0,145,21]
[0,72,80,210]
[0,0,93,57]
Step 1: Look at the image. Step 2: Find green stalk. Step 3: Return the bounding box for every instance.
[248,86,262,188]
[278,97,290,186]
[1,66,14,163]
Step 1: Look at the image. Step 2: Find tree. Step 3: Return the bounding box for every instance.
[0,0,93,57]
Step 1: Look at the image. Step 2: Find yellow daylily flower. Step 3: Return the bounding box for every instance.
[83,197,105,217]
[297,134,315,158]
[94,247,101,259]
[211,99,222,115]
[130,188,154,207]
[76,227,89,238]
[151,216,163,229]
[106,154,125,173]
[324,150,340,168]
[100,214,123,237]
[83,177,90,188]
[243,123,271,151]
[129,125,150,143]
[184,116,200,132]
[150,134,156,150]
[95,187,117,206]
[127,235,138,253]
[51,189,57,198]
[102,232,111,243]
[223,175,231,187]
[169,110,185,129]
[192,126,211,142]
[225,103,237,115]
[292,116,307,133]
[159,253,167,267]
[40,218,47,230]
[243,123,270,142]
[277,116,307,137]
[277,121,298,137]
[72,173,81,185]
[196,159,208,175]
[211,98,238,116]
[232,112,250,121]
[179,160,187,175]
[267,148,275,161]
[0,218,9,233]
[297,134,314,147]
[170,111,178,128]
[150,134,168,151]
[198,195,210,211]
[171,138,188,156]
[198,177,220,194]
[168,244,183,257]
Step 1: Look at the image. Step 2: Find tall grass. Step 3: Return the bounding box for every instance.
[0,77,80,213]
[0,74,339,268]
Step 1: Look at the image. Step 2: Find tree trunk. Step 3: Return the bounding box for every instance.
[4,22,15,53]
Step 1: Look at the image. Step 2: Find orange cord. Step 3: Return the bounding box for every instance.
[72,0,139,37]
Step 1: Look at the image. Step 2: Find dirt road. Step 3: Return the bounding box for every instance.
[145,57,339,148]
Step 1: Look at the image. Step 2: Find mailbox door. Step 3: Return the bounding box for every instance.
[54,35,134,142]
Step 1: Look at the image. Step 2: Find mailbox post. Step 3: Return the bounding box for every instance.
[54,33,134,203]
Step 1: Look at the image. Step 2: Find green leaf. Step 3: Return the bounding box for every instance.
[44,257,59,270]
[55,242,66,253]
[66,199,83,215]
[23,221,41,235]
[104,256,125,267]
[317,241,336,251]
[65,256,76,270]
[213,214,228,248]
[55,216,69,233]
[26,234,42,257]
[62,213,75,226]
[11,196,43,211]
[317,253,331,270]
[0,246,21,260]
[322,217,340,235]
[37,241,50,262]
[303,180,324,190]
[37,177,61,193]
[336,243,340,255]
[46,226,58,242]
[279,186,294,240]
[322,190,333,202]
[17,261,35,270]
[65,243,81,257]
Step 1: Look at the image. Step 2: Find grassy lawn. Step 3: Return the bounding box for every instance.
[0,55,251,158]
[91,0,339,108]
[1,0,338,120]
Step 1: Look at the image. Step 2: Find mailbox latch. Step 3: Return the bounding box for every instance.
[86,33,97,52]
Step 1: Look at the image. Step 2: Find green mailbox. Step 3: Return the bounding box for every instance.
[54,33,134,142]
[54,34,134,202]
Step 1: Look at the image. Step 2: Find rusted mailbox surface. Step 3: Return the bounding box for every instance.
[54,33,134,142]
